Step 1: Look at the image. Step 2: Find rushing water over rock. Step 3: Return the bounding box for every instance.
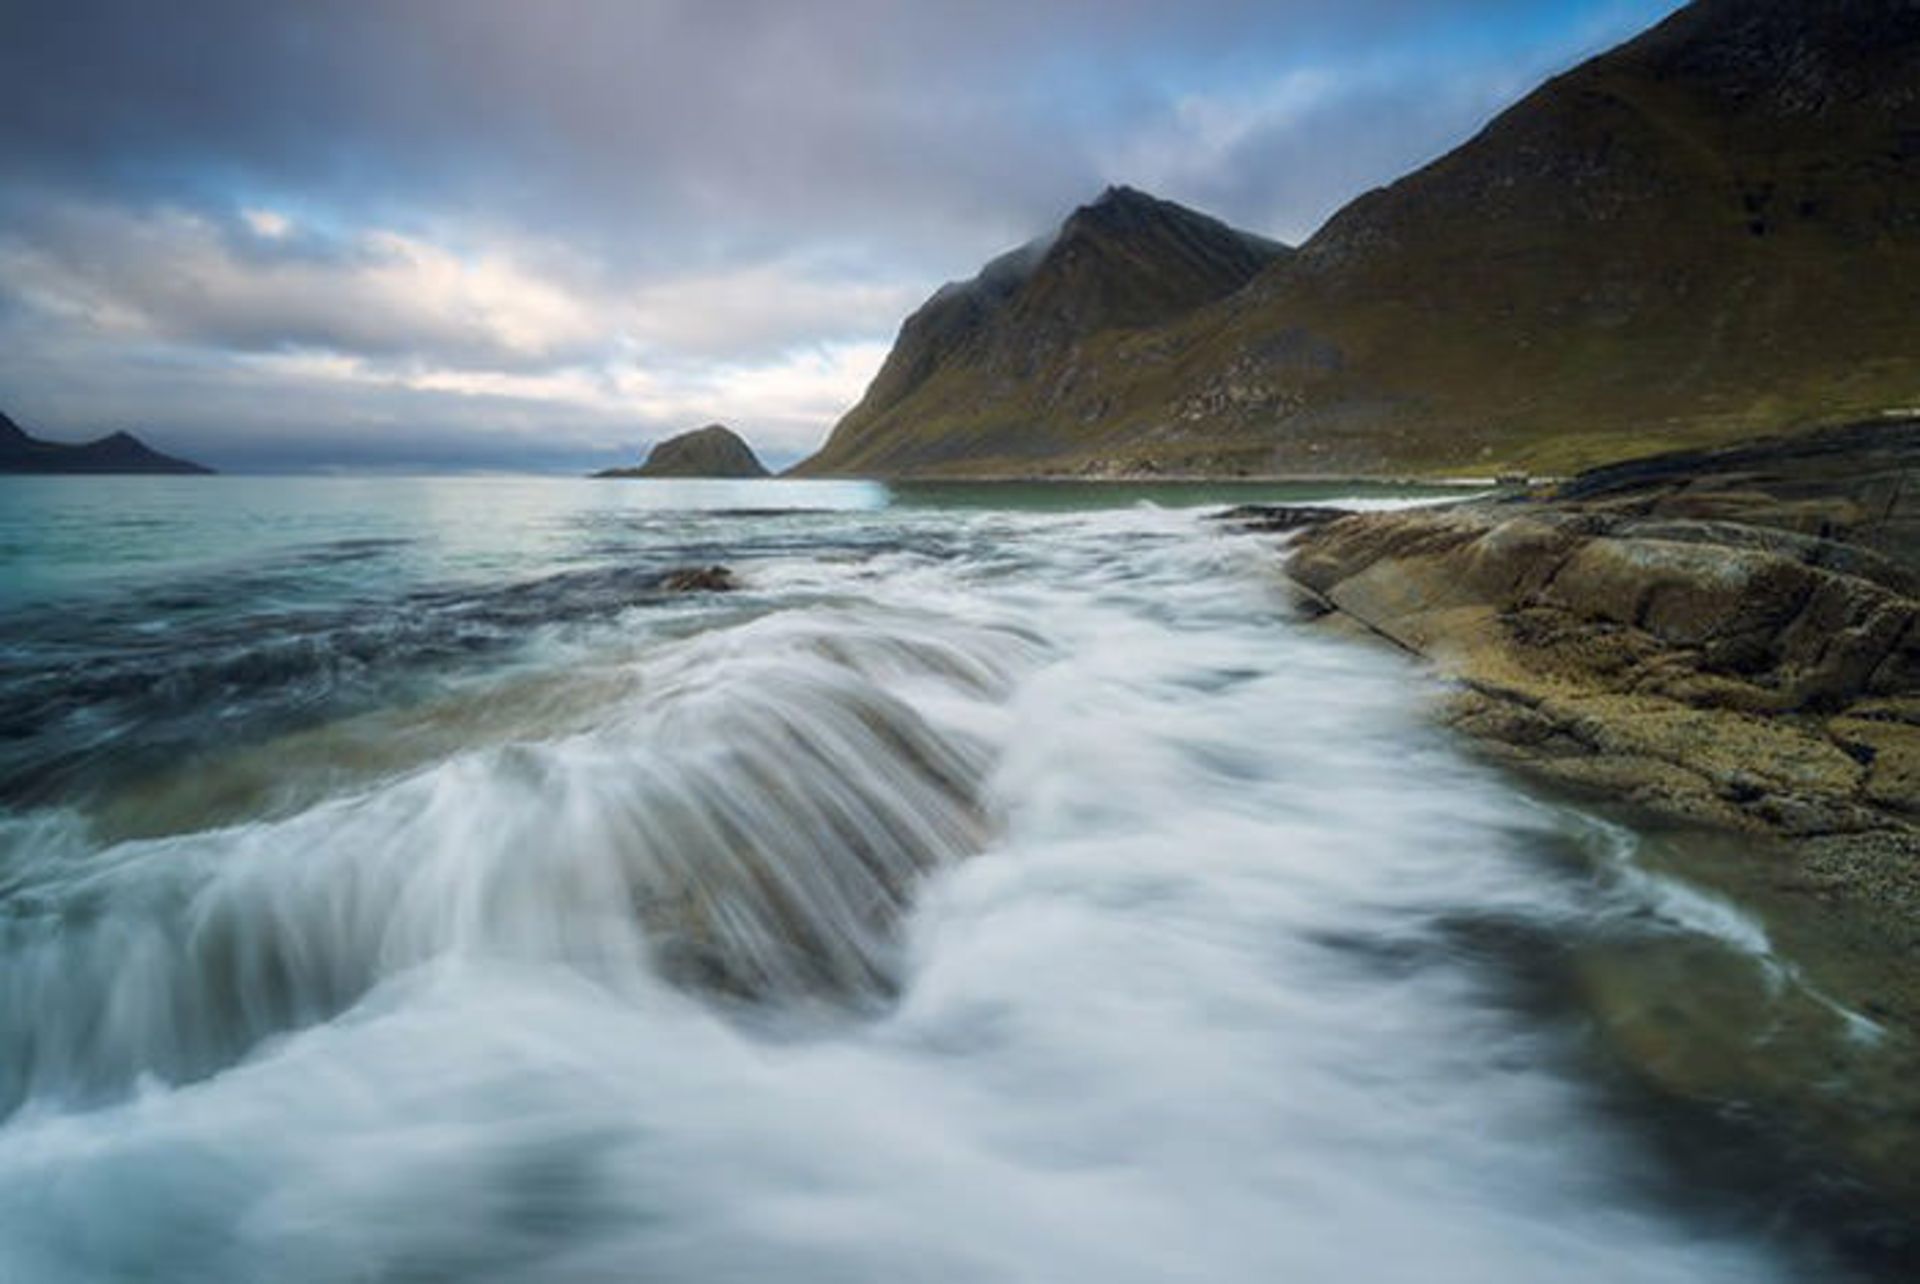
[0,476,1900,1280]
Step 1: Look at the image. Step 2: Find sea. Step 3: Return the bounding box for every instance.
[0,473,1902,1281]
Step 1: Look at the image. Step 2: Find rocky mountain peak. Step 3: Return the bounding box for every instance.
[795,185,1287,475]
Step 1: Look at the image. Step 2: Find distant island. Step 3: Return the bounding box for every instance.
[795,0,1920,481]
[594,424,770,479]
[0,409,213,475]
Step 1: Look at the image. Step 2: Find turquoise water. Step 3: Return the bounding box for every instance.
[0,474,1421,810]
[0,474,1891,1281]
[0,474,887,609]
[0,473,1468,607]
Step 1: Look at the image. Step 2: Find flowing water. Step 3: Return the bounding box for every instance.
[0,474,1899,1280]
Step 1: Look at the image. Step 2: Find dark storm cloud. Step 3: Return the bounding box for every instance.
[0,0,1680,255]
[0,0,1682,469]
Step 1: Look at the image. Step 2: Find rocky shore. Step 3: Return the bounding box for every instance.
[1288,420,1920,834]
[1268,418,1920,1218]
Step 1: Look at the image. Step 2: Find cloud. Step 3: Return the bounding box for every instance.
[0,197,897,470]
[233,338,892,460]
[240,208,292,239]
[0,203,604,365]
[0,0,1685,468]
[1099,40,1581,242]
[0,2,1684,259]
[0,315,889,472]
[620,266,920,362]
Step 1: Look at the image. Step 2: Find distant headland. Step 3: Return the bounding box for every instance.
[0,409,214,475]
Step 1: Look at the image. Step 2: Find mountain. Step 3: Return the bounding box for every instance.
[0,410,214,474]
[799,0,1920,479]
[792,186,1287,476]
[595,424,771,478]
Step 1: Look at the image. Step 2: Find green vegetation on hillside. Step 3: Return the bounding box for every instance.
[800,0,1920,479]
[597,423,770,479]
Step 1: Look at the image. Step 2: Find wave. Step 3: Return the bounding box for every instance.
[0,499,1881,1281]
[0,607,1035,1117]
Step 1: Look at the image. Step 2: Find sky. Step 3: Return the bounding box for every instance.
[0,0,1683,473]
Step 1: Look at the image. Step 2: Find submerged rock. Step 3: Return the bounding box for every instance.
[658,565,738,593]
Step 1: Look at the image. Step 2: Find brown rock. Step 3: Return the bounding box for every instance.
[1285,422,1920,1218]
[659,566,738,593]
[1284,421,1920,994]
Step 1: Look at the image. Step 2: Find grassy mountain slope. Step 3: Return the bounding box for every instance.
[792,186,1286,475]
[800,0,1920,479]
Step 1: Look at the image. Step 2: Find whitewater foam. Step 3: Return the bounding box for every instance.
[0,492,1857,1280]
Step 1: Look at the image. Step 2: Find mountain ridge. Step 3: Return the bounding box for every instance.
[0,410,215,475]
[792,186,1288,476]
[798,0,1920,479]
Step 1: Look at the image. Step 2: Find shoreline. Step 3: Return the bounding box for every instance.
[1255,416,1920,1215]
[861,472,1505,489]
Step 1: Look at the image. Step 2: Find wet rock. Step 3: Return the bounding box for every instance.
[1285,418,1920,1000]
[1207,504,1350,532]
[1286,420,1920,1218]
[1288,420,1920,846]
[659,565,738,593]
